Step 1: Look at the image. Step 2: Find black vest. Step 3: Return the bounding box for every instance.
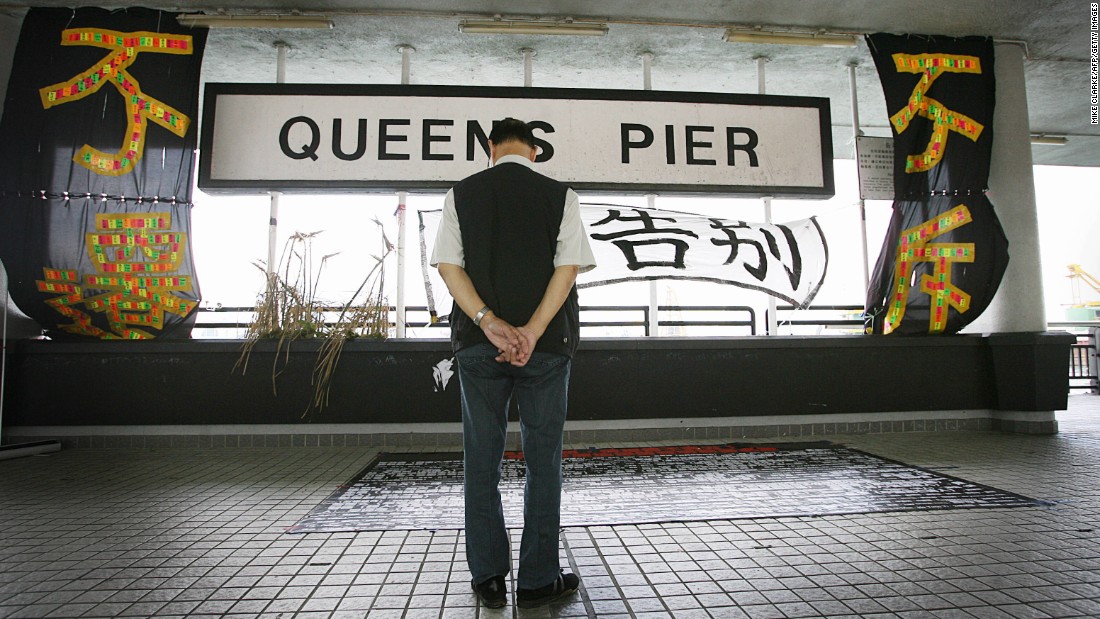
[450,161,580,357]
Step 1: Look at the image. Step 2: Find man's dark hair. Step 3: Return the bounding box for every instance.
[488,117,535,149]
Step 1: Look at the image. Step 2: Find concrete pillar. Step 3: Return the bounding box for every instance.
[962,43,1057,433]
[963,42,1047,334]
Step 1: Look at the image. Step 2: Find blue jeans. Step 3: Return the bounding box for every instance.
[456,343,571,590]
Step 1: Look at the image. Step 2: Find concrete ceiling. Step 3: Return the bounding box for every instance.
[4,0,1097,166]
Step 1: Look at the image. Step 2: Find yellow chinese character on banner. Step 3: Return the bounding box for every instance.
[36,212,195,339]
[883,206,975,334]
[889,53,984,174]
[35,268,112,338]
[38,28,193,176]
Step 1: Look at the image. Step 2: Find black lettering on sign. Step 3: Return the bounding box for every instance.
[727,127,760,167]
[665,125,676,164]
[620,123,654,163]
[422,119,454,161]
[686,126,717,166]
[378,118,411,160]
[332,118,367,161]
[467,120,490,161]
[529,120,556,163]
[280,116,320,161]
[619,122,764,169]
[275,117,562,165]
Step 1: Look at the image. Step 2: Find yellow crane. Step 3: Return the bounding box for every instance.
[1067,264,1100,307]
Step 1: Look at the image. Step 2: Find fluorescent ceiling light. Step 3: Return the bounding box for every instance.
[459,19,608,36]
[177,14,334,29]
[1030,134,1068,145]
[724,29,858,47]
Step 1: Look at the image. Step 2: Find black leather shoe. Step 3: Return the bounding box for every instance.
[472,575,507,608]
[516,571,580,609]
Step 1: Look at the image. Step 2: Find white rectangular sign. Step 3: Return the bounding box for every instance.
[199,84,833,197]
[856,135,895,201]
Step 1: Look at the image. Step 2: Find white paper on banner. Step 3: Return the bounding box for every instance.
[418,204,828,319]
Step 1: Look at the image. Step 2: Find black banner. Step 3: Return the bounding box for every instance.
[0,7,207,339]
[864,34,1009,335]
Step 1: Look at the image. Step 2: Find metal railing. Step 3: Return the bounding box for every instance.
[191,304,757,337]
[767,304,865,335]
[1050,323,1099,393]
[189,304,865,337]
[654,305,757,336]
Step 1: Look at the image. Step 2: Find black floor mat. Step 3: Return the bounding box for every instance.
[288,442,1046,533]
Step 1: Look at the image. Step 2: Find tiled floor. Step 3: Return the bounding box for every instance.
[1,394,1098,619]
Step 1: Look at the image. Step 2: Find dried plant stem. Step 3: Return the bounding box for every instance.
[234,223,393,420]
[308,239,391,418]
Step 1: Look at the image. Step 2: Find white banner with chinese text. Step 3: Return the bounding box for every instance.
[419,204,829,316]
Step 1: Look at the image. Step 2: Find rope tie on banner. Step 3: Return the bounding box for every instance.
[0,190,192,206]
[899,187,988,200]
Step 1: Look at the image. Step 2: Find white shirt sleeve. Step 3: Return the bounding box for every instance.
[554,188,597,273]
[429,189,464,268]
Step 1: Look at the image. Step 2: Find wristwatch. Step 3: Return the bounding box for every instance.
[473,306,491,326]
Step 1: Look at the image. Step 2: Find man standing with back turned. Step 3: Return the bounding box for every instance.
[431,117,596,609]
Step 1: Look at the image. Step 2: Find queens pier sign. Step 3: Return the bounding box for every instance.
[199,84,833,198]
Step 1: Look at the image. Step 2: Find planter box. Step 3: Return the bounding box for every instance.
[0,333,1073,430]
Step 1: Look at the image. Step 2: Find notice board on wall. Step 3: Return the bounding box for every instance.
[855,136,895,201]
